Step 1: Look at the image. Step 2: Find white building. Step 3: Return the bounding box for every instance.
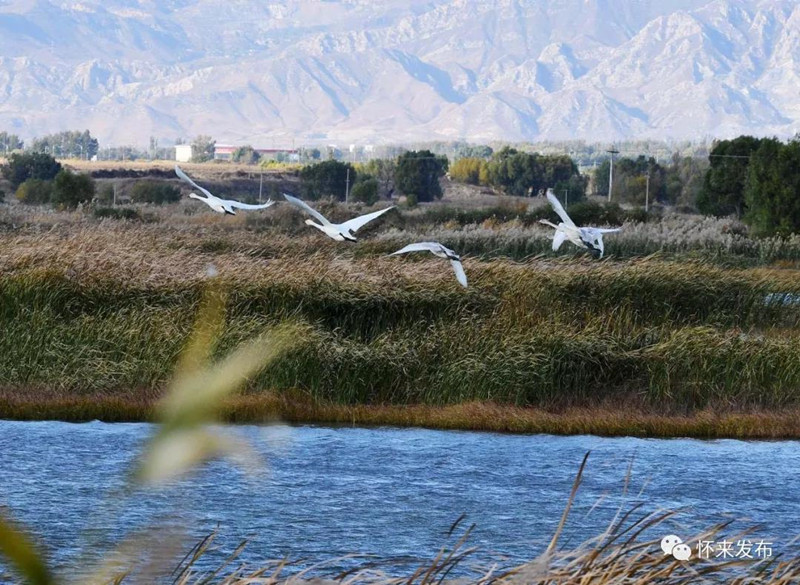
[175,144,192,162]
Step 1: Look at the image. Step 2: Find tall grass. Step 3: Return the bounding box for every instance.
[3,219,800,422]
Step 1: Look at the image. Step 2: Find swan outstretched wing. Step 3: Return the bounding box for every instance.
[282,193,331,226]
[552,230,568,251]
[340,206,395,234]
[389,242,443,256]
[228,199,275,210]
[546,189,576,229]
[175,165,215,199]
[449,258,468,287]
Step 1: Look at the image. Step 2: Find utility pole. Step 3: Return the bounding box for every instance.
[259,170,263,204]
[345,167,350,203]
[606,147,619,202]
[113,183,117,207]
[645,172,650,213]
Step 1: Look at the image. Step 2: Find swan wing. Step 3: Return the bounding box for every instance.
[449,258,468,287]
[552,229,568,251]
[282,193,331,226]
[596,227,622,234]
[227,199,275,210]
[175,165,215,199]
[389,242,443,256]
[546,189,576,229]
[340,206,395,234]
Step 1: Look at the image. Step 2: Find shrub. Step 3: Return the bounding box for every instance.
[130,181,181,204]
[51,169,95,209]
[15,178,53,205]
[350,178,379,205]
[96,183,115,205]
[93,207,146,221]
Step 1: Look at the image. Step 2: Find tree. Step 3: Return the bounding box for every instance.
[0,131,23,154]
[51,169,95,209]
[449,157,485,185]
[300,160,355,201]
[191,135,216,163]
[394,150,447,202]
[483,148,584,198]
[663,155,709,208]
[593,155,665,205]
[697,136,764,217]
[1,152,62,190]
[15,179,53,205]
[360,158,396,198]
[232,145,260,165]
[743,138,800,236]
[350,178,379,205]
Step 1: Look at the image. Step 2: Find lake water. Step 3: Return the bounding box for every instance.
[0,420,798,580]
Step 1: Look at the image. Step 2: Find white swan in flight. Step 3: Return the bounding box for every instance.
[282,192,395,242]
[390,242,467,287]
[539,189,621,258]
[175,165,275,215]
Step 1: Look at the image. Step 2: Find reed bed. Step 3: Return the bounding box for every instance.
[4,215,800,430]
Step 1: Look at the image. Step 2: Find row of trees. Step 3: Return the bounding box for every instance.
[30,130,99,160]
[299,151,448,205]
[450,147,586,201]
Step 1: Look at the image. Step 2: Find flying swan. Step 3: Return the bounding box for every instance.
[390,242,467,287]
[175,165,275,215]
[283,192,395,242]
[539,189,621,258]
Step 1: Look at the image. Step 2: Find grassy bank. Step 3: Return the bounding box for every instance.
[3,215,800,435]
[6,388,800,438]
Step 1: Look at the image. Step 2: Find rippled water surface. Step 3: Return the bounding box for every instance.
[1,421,798,578]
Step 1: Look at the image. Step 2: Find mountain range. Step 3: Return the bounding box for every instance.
[0,0,798,147]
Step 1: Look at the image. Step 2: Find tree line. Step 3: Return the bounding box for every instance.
[5,133,800,238]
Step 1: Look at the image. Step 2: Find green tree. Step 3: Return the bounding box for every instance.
[743,138,800,236]
[51,169,95,209]
[394,150,447,202]
[350,178,379,205]
[664,155,709,208]
[232,145,260,165]
[697,136,764,217]
[130,181,182,204]
[300,160,355,201]
[191,135,216,163]
[1,152,62,189]
[15,179,53,205]
[484,148,583,198]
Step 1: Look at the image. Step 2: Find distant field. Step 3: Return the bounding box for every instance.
[3,191,800,436]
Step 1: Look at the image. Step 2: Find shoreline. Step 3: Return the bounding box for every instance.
[2,389,799,439]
